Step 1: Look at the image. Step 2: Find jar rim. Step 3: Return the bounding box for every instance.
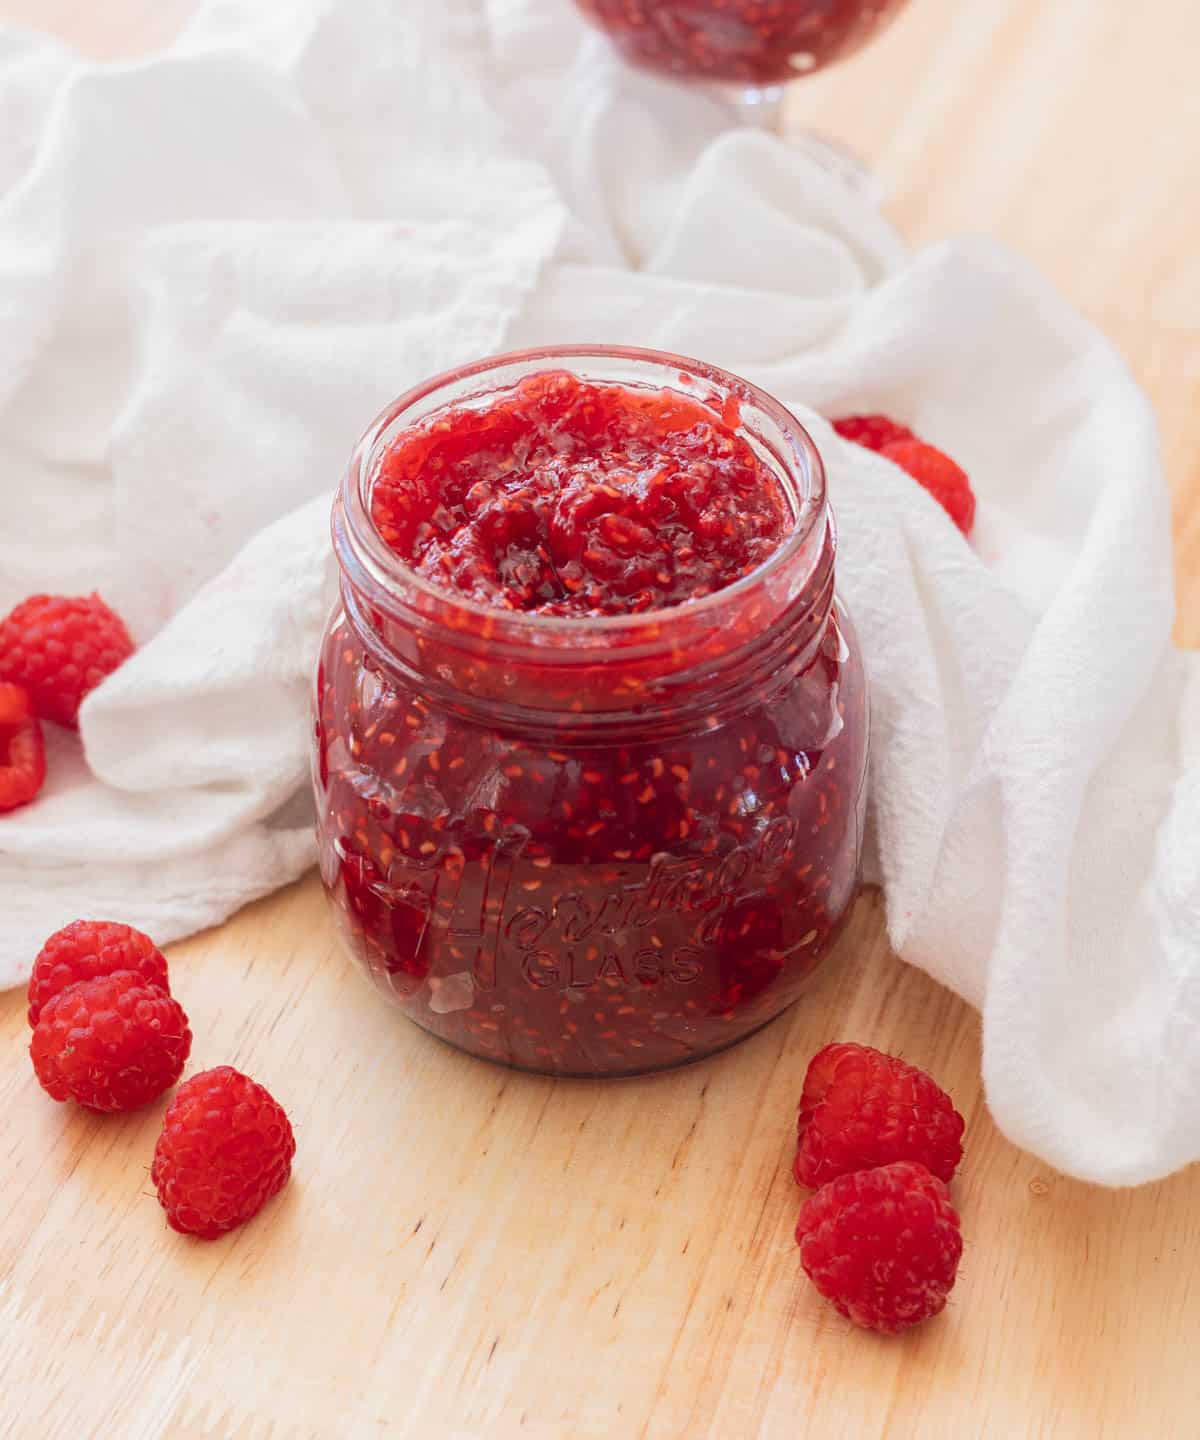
[335,344,828,654]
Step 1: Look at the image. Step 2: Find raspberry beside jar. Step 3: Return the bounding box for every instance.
[313,347,869,1077]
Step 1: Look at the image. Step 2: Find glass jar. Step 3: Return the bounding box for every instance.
[313,346,868,1077]
[572,0,911,91]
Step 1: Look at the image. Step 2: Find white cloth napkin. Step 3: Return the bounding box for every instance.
[2,0,1197,1186]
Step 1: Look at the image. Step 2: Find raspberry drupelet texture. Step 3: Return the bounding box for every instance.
[0,682,45,814]
[151,1066,296,1240]
[795,1041,964,1188]
[0,592,135,728]
[27,919,171,1028]
[881,439,976,536]
[832,415,976,536]
[30,971,191,1112]
[796,1160,964,1334]
[832,415,915,452]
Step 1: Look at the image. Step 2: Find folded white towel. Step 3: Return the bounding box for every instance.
[2,0,1195,1185]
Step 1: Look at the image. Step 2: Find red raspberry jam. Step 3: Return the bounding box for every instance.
[371,372,789,618]
[574,0,910,88]
[314,348,868,1077]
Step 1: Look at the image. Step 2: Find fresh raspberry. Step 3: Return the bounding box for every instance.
[880,439,976,535]
[151,1066,296,1241]
[30,971,191,1113]
[0,683,45,814]
[27,919,171,1028]
[832,414,916,452]
[795,1042,964,1188]
[796,1161,963,1334]
[0,593,135,728]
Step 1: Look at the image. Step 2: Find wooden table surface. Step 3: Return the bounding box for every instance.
[2,3,1199,1437]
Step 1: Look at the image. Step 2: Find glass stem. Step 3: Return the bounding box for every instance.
[723,83,787,131]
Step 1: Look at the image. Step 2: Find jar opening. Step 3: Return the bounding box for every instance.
[333,346,834,718]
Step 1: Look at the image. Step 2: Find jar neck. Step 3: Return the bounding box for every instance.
[336,503,836,741]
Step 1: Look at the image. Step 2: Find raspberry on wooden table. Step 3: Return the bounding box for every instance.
[832,415,916,452]
[880,439,976,536]
[796,1161,964,1334]
[151,1066,296,1241]
[27,919,171,1027]
[0,592,135,728]
[795,1041,964,1188]
[0,683,45,814]
[30,971,191,1113]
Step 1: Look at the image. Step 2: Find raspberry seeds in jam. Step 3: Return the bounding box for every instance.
[314,348,869,1077]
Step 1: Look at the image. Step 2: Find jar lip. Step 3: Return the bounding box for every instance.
[337,343,828,646]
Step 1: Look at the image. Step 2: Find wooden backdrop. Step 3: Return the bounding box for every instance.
[1,1,1198,1436]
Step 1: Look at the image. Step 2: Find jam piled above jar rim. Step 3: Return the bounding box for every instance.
[333,346,835,728]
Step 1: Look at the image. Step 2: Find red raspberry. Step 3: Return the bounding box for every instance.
[795,1042,964,1188]
[27,919,171,1028]
[0,592,135,729]
[880,439,976,535]
[0,683,45,814]
[151,1066,296,1241]
[796,1161,963,1334]
[832,414,915,452]
[30,971,191,1113]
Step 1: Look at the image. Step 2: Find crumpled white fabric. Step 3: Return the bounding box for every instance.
[1,0,1196,1185]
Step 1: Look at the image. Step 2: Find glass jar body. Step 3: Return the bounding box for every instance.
[314,596,867,1077]
[573,0,911,88]
[313,345,869,1077]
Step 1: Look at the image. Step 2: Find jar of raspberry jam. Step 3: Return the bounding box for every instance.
[314,347,868,1077]
[573,0,910,91]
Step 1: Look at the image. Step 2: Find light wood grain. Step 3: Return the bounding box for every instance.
[2,2,1198,1437]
